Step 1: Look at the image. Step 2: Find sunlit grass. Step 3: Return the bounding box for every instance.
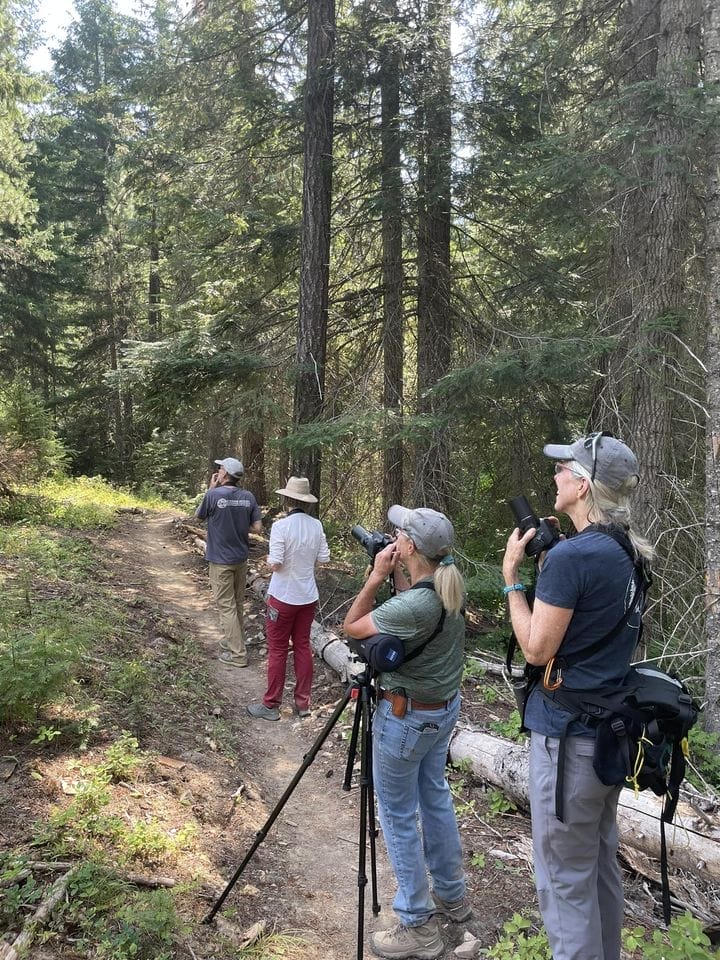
[0,473,192,530]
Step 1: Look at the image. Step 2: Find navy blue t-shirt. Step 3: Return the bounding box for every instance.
[195,485,261,565]
[524,530,643,737]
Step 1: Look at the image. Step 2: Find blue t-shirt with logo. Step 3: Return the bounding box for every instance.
[524,530,643,737]
[196,485,261,565]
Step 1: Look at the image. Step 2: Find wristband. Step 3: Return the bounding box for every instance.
[503,583,526,595]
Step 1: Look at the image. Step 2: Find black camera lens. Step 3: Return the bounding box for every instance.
[507,495,560,558]
[351,525,393,560]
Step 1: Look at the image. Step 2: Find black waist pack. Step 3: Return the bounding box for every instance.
[551,662,698,797]
[585,662,699,795]
[548,660,700,926]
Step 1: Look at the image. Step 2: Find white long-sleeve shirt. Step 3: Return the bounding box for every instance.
[267,510,330,605]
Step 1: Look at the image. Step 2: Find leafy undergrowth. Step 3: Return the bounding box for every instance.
[0,478,251,958]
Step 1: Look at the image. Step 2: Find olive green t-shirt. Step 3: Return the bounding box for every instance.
[372,580,465,702]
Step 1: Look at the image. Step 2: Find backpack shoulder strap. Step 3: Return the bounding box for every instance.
[585,523,652,590]
[557,525,650,670]
[403,581,447,664]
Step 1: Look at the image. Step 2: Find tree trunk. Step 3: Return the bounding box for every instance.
[592,0,658,433]
[293,0,336,508]
[379,0,404,515]
[107,262,126,478]
[243,426,267,505]
[413,0,452,512]
[629,0,701,533]
[704,0,720,735]
[595,0,700,536]
[278,427,290,491]
[148,206,161,339]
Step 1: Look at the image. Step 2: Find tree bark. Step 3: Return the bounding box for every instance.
[148,205,161,338]
[243,426,267,505]
[596,0,701,536]
[293,0,336,508]
[379,0,405,515]
[704,0,720,735]
[629,0,701,532]
[413,0,453,512]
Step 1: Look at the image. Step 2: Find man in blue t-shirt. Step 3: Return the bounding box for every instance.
[196,456,262,667]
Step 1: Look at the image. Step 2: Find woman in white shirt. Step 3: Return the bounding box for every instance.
[246,477,330,722]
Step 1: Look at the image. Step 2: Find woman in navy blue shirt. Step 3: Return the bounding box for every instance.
[502,433,652,960]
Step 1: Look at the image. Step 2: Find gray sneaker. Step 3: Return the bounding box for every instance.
[370,919,443,959]
[431,891,473,922]
[246,702,280,722]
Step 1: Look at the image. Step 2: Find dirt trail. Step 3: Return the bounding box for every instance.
[107,511,397,960]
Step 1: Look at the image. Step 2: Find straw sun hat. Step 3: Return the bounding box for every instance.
[275,476,318,503]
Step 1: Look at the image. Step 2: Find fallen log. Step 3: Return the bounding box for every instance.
[449,726,720,883]
[181,520,207,539]
[176,517,266,552]
[1,860,177,889]
[466,655,523,680]
[0,866,78,960]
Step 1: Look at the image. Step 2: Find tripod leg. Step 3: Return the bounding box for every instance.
[355,683,371,960]
[202,684,353,924]
[342,687,362,792]
[364,697,381,916]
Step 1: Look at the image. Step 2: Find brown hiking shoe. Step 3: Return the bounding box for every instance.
[370,919,443,959]
[431,891,473,922]
[219,651,248,668]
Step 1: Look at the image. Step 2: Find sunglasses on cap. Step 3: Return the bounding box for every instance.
[584,430,615,482]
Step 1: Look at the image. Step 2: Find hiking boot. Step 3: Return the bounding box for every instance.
[219,651,248,668]
[292,704,311,719]
[219,640,247,653]
[431,891,473,922]
[370,919,443,960]
[246,702,280,722]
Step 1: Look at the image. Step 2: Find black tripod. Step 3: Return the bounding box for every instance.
[202,666,382,960]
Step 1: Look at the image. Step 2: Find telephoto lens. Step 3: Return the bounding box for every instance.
[507,495,561,558]
[508,496,539,534]
[350,525,393,560]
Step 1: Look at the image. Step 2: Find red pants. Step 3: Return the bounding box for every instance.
[263,596,317,710]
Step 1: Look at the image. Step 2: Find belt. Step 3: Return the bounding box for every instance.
[380,689,450,711]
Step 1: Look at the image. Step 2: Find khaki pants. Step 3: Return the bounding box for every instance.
[208,561,248,657]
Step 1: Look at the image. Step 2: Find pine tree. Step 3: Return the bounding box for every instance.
[293,0,336,504]
[703,0,720,734]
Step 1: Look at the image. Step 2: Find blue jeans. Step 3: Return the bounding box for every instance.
[373,693,465,926]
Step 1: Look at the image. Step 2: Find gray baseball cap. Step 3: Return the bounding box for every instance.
[387,505,454,559]
[214,457,244,479]
[543,433,639,490]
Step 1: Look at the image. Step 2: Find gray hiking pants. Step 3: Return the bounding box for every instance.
[529,732,624,960]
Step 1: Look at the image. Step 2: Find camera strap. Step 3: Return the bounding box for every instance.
[402,582,447,665]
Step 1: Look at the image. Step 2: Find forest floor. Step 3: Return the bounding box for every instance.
[0,507,686,959]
